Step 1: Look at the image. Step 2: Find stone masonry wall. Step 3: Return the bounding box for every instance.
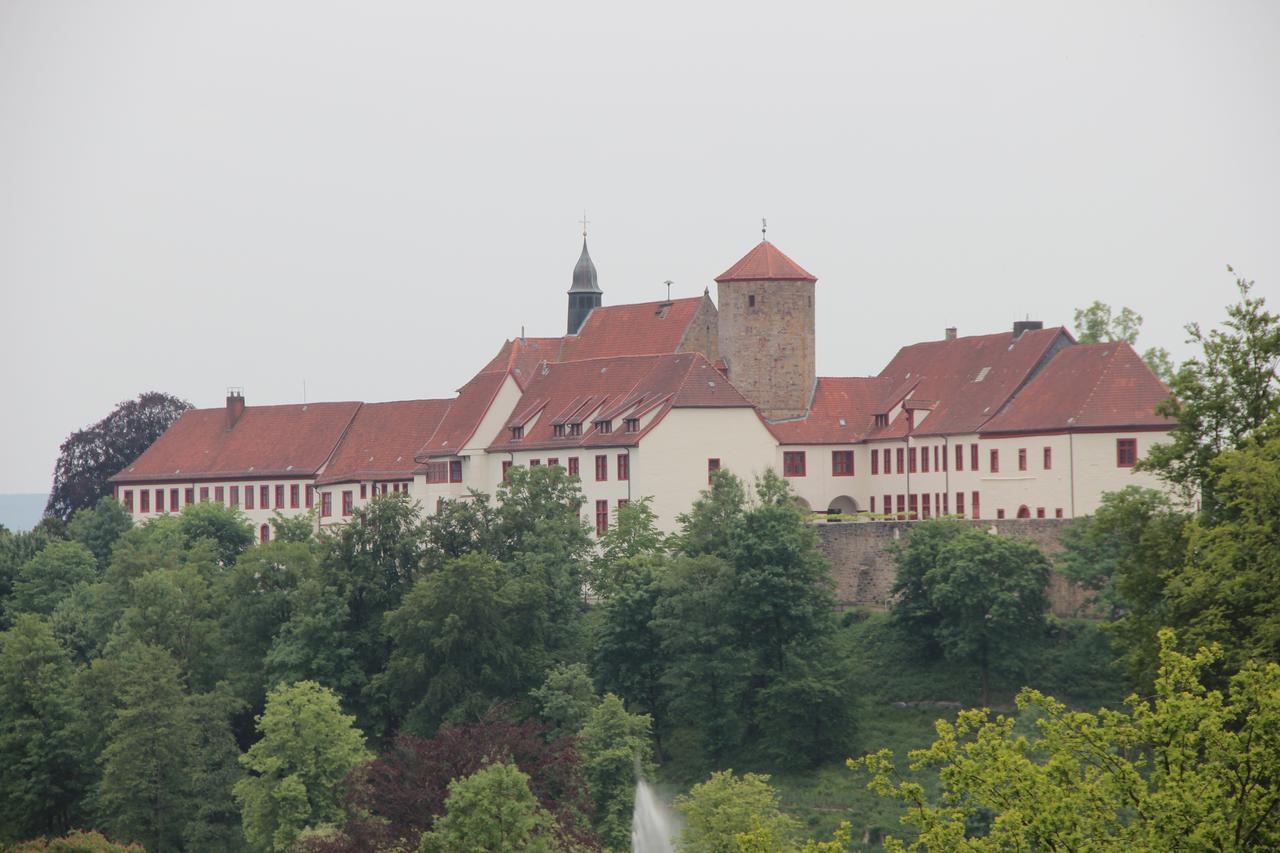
[815,517,1095,617]
[716,278,815,420]
[677,293,721,364]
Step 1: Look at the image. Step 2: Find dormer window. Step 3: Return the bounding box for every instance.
[595,420,612,435]
[511,425,524,440]
[568,422,582,436]
[553,424,565,438]
[874,414,889,428]
[624,418,640,433]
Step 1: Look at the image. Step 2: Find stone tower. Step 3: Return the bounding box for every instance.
[567,238,602,335]
[715,240,816,420]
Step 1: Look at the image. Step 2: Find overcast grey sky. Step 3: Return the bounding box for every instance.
[1,1,1277,494]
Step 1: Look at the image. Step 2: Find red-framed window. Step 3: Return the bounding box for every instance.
[342,490,354,516]
[884,494,892,517]
[530,459,541,467]
[1036,507,1046,518]
[1018,448,1027,471]
[140,490,150,513]
[260,485,269,508]
[214,486,224,504]
[185,487,195,506]
[568,457,580,477]
[275,485,284,509]
[502,461,512,481]
[200,487,210,503]
[617,454,629,481]
[708,458,721,484]
[260,524,270,544]
[970,443,979,471]
[359,484,367,500]
[896,448,905,474]
[870,496,876,513]
[908,493,918,519]
[997,508,1006,519]
[933,446,940,471]
[306,485,314,508]
[618,498,629,510]
[941,445,948,471]
[595,499,609,537]
[922,493,931,519]
[169,488,179,511]
[548,457,559,467]
[921,447,930,473]
[244,486,255,510]
[1044,447,1052,470]
[908,447,917,473]
[955,444,964,471]
[155,489,164,512]
[896,494,905,520]
[450,460,463,483]
[595,420,612,435]
[871,449,879,475]
[783,451,806,477]
[832,450,854,476]
[990,449,999,473]
[382,484,389,494]
[942,492,949,514]
[955,491,964,516]
[230,485,239,507]
[1055,508,1064,518]
[568,422,582,437]
[321,492,332,517]
[595,455,608,482]
[972,490,980,520]
[625,418,640,433]
[1116,438,1137,467]
[291,484,300,508]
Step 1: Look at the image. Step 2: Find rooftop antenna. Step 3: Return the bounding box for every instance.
[579,211,589,239]
[664,280,672,301]
[761,217,767,242]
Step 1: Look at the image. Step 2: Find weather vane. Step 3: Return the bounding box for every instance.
[761,217,767,241]
[664,279,673,300]
[580,211,589,238]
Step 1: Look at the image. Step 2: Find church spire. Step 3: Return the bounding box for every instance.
[567,220,602,334]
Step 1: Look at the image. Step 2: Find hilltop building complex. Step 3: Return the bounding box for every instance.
[109,236,1175,542]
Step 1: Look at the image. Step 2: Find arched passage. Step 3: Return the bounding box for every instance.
[260,523,271,543]
[793,496,812,514]
[828,495,859,516]
[1016,505,1031,519]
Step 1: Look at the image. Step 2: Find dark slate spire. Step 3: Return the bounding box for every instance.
[567,237,602,334]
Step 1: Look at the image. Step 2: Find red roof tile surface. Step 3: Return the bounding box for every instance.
[109,402,362,484]
[487,353,755,453]
[415,369,509,459]
[867,327,1071,438]
[559,298,705,361]
[316,399,453,485]
[981,342,1173,433]
[766,377,892,444]
[715,241,816,282]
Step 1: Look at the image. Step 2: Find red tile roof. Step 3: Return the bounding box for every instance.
[109,402,362,484]
[559,297,705,362]
[480,337,565,388]
[767,377,892,444]
[316,399,453,485]
[868,327,1070,438]
[415,369,509,459]
[715,241,816,282]
[981,342,1174,433]
[487,352,755,453]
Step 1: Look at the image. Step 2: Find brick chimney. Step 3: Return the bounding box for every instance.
[226,388,245,429]
[944,327,957,341]
[1012,320,1043,339]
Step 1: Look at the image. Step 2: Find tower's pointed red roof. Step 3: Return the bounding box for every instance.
[715,240,816,282]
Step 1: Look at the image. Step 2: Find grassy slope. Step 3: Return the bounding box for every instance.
[663,612,1132,849]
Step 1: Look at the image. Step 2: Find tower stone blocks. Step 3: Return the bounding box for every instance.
[714,241,817,420]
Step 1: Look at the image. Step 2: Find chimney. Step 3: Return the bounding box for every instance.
[944,327,957,341]
[1012,320,1043,339]
[226,388,245,429]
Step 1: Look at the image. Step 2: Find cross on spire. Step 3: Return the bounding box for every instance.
[761,217,767,242]
[580,211,590,238]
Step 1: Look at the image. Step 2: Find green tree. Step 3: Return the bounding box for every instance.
[8,541,97,618]
[531,662,597,737]
[1073,299,1174,382]
[673,770,800,853]
[594,497,666,596]
[1140,272,1280,514]
[66,497,132,572]
[891,521,1050,705]
[0,616,87,841]
[0,525,57,626]
[233,680,371,853]
[418,762,556,853]
[177,501,254,566]
[857,631,1280,850]
[268,510,315,543]
[45,392,191,523]
[183,689,247,851]
[378,552,536,734]
[7,829,144,851]
[674,469,747,558]
[594,560,668,736]
[579,694,654,851]
[112,563,223,689]
[97,644,197,853]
